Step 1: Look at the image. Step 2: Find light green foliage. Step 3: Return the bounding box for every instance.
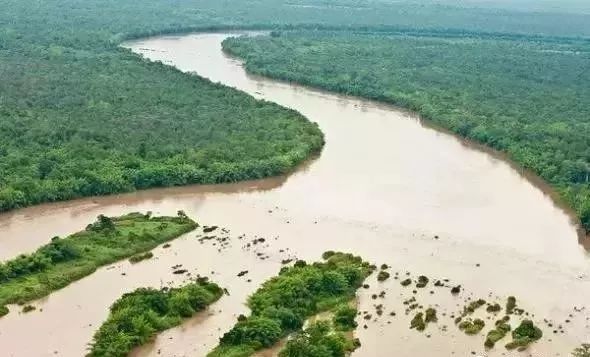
[0,212,196,307]
[207,252,373,357]
[279,320,357,357]
[484,322,511,348]
[89,279,223,356]
[223,31,590,231]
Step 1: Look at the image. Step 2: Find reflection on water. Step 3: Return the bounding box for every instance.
[0,33,588,357]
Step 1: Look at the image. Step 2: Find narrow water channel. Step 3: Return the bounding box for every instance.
[0,33,588,356]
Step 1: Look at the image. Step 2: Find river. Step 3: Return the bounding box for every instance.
[0,32,588,356]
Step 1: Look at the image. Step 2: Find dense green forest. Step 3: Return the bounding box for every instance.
[223,31,590,230]
[208,252,373,357]
[0,212,196,311]
[90,279,223,356]
[1,0,590,212]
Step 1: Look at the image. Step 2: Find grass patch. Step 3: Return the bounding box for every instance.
[207,252,373,357]
[89,278,223,356]
[0,211,197,308]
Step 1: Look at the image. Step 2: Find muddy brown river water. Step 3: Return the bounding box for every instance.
[0,33,589,356]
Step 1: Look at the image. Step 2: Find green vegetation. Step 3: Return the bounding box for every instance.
[410,308,437,332]
[458,318,486,335]
[279,320,359,357]
[506,296,517,314]
[505,319,543,350]
[410,312,426,331]
[484,322,511,349]
[129,252,154,264]
[207,252,373,357]
[573,344,590,357]
[0,212,196,310]
[332,305,358,331]
[89,278,223,357]
[416,275,429,288]
[21,305,36,313]
[2,0,590,213]
[223,30,590,231]
[376,271,390,282]
[0,305,8,317]
[425,308,438,323]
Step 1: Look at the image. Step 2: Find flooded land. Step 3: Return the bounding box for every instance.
[0,33,588,356]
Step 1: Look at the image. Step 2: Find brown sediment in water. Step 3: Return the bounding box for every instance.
[0,33,588,357]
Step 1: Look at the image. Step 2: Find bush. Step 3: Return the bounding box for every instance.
[377,271,390,282]
[505,319,542,350]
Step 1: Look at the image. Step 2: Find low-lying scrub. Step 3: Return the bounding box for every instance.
[0,212,196,310]
[484,322,511,348]
[458,318,486,335]
[207,252,373,357]
[129,251,154,264]
[89,278,223,356]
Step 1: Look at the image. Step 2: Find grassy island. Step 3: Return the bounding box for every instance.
[90,278,223,356]
[0,212,196,311]
[208,252,373,357]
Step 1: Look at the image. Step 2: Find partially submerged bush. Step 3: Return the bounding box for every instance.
[486,303,502,313]
[458,318,485,335]
[129,251,154,264]
[410,312,426,331]
[463,299,486,315]
[377,271,390,282]
[506,296,517,314]
[573,344,590,357]
[401,278,412,287]
[425,308,438,323]
[279,321,358,357]
[484,322,511,348]
[416,275,429,288]
[505,319,542,350]
[22,305,36,313]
